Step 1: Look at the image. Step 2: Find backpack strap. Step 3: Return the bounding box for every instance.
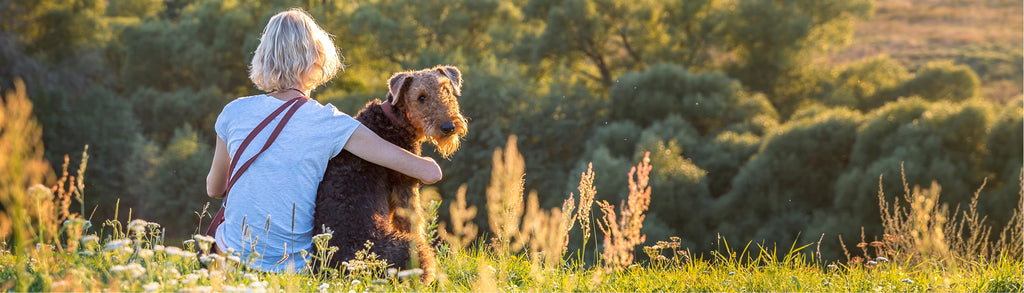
[205,96,310,236]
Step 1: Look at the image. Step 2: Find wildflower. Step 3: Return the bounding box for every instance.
[876,256,889,262]
[182,273,201,285]
[826,264,838,269]
[163,267,181,279]
[901,278,914,284]
[655,255,668,262]
[110,265,126,273]
[244,273,258,282]
[870,241,884,248]
[728,271,736,275]
[103,239,132,251]
[126,263,146,278]
[153,245,165,253]
[143,282,160,292]
[193,234,215,253]
[350,279,361,285]
[128,219,149,235]
[313,232,333,242]
[318,283,330,292]
[823,282,832,286]
[199,255,213,264]
[146,222,161,230]
[387,268,398,276]
[396,268,424,279]
[80,235,99,248]
[856,242,868,248]
[866,260,878,265]
[164,246,185,257]
[227,254,241,264]
[139,249,154,259]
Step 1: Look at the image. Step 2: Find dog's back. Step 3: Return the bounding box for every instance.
[313,100,418,269]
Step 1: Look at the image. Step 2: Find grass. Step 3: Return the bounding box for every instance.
[2,79,1023,292]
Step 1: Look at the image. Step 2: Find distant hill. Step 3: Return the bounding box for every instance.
[830,0,1022,103]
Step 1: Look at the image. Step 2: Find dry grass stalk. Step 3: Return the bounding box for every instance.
[574,164,597,251]
[439,184,478,252]
[993,169,1023,259]
[485,135,527,253]
[596,152,653,271]
[0,79,52,246]
[876,163,1023,264]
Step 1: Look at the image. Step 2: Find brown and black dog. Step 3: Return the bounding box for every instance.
[314,65,467,283]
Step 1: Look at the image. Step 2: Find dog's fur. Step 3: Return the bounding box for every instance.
[313,66,467,283]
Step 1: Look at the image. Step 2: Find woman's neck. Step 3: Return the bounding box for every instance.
[268,87,308,101]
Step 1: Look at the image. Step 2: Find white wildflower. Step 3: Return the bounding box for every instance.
[139,249,154,259]
[154,245,165,253]
[244,273,259,282]
[126,263,146,278]
[866,260,878,265]
[227,254,241,264]
[128,219,149,235]
[318,283,330,292]
[350,279,361,285]
[143,282,160,292]
[876,256,889,262]
[901,278,914,284]
[80,235,99,245]
[164,246,185,257]
[104,239,132,251]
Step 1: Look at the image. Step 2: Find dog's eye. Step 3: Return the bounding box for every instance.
[418,95,426,103]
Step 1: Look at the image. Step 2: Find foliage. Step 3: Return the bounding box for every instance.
[0,0,1020,268]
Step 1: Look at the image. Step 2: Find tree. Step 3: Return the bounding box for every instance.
[722,0,873,117]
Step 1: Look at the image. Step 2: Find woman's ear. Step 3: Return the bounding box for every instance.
[387,72,414,104]
[435,65,462,96]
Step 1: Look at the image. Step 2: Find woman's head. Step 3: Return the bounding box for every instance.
[250,8,343,93]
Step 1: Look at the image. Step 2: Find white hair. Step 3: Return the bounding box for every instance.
[249,8,343,92]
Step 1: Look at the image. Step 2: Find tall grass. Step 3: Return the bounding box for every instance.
[1,86,1022,291]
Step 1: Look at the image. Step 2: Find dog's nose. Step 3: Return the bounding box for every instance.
[441,122,456,134]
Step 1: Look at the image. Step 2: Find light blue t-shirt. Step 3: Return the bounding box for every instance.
[214,95,359,273]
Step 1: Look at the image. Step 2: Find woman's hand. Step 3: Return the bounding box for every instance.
[344,125,443,184]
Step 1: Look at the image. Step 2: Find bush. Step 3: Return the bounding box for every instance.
[718,107,863,253]
[823,55,912,111]
[832,97,995,248]
[609,63,777,135]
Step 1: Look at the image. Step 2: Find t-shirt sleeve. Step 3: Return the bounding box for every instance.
[214,102,233,140]
[322,104,361,158]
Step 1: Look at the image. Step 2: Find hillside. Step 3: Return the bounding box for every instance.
[831,0,1023,103]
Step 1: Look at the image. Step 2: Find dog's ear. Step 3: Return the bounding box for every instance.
[387,72,414,104]
[435,65,462,96]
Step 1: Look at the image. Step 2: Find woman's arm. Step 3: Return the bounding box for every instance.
[207,136,231,198]
[344,125,443,184]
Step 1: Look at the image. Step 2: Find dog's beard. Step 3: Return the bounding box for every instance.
[429,135,462,158]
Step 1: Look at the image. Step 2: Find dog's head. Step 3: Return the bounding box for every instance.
[387,65,468,157]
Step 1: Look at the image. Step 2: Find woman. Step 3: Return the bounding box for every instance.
[206,8,442,273]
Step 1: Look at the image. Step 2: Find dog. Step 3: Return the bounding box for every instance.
[314,65,467,283]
